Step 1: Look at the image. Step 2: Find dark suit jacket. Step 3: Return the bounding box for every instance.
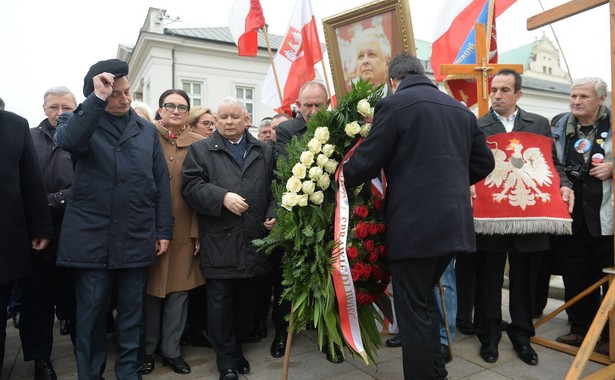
[0,110,52,283]
[343,75,495,260]
[476,107,562,252]
[274,117,307,159]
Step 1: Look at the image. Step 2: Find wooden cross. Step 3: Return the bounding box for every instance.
[440,23,523,117]
[526,1,614,379]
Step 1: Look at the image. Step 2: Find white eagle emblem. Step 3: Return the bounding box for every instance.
[281,27,304,62]
[485,138,553,210]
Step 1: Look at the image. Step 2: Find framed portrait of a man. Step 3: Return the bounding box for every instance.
[323,0,416,97]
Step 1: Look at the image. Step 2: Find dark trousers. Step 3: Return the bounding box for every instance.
[475,250,543,347]
[19,254,60,361]
[0,281,12,372]
[206,277,256,372]
[187,284,207,337]
[455,252,478,323]
[271,248,291,335]
[391,254,454,380]
[251,273,272,331]
[74,268,147,380]
[555,223,614,337]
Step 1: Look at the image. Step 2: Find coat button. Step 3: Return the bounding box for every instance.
[169,156,174,161]
[117,181,122,187]
[112,218,119,223]
[116,146,121,152]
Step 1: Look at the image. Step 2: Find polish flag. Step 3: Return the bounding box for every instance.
[228,0,266,56]
[430,0,516,82]
[261,0,323,114]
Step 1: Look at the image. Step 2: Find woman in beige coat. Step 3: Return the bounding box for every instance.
[142,89,205,375]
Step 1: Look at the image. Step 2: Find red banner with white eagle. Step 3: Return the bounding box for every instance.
[473,132,572,235]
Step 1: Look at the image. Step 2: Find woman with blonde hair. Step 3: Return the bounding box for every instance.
[187,106,215,138]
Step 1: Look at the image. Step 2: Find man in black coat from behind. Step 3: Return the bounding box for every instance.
[343,52,494,380]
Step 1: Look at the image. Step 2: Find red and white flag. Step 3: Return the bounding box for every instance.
[261,0,323,114]
[228,0,266,56]
[430,0,516,82]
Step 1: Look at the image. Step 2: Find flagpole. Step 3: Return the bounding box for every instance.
[263,24,284,108]
[486,0,495,54]
[320,60,333,104]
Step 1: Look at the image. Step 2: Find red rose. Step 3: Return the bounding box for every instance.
[356,291,372,305]
[378,245,387,257]
[354,222,369,240]
[368,251,379,264]
[353,205,369,219]
[372,197,383,211]
[367,222,379,236]
[377,223,386,234]
[351,262,364,281]
[361,264,372,280]
[371,265,382,280]
[362,239,375,253]
[346,246,359,260]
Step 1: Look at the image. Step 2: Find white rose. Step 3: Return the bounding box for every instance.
[323,159,339,174]
[321,144,335,157]
[286,177,303,193]
[309,190,324,205]
[307,138,322,154]
[292,163,307,179]
[301,180,316,195]
[300,151,315,166]
[308,166,323,181]
[297,194,309,207]
[344,121,361,138]
[316,154,329,168]
[357,99,371,117]
[314,127,330,143]
[281,192,299,211]
[317,173,330,190]
[359,122,371,137]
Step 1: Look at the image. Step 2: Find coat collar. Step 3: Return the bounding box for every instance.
[395,75,438,93]
[155,122,194,147]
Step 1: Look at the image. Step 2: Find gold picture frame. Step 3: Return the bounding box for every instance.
[322,0,416,97]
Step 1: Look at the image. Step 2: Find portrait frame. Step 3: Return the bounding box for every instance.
[322,0,416,97]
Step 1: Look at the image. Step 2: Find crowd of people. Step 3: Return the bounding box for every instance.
[0,51,612,380]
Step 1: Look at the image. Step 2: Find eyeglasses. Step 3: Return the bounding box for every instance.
[162,103,189,113]
[45,105,74,113]
[199,120,215,127]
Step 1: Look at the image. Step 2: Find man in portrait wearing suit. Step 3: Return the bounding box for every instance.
[472,69,574,366]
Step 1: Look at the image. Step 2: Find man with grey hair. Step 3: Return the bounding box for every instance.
[257,117,274,142]
[354,28,392,88]
[551,77,613,353]
[343,52,494,379]
[18,86,78,380]
[182,97,276,380]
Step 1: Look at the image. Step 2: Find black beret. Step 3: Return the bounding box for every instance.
[83,59,129,97]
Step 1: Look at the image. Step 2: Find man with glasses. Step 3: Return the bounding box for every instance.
[54,59,173,379]
[16,87,77,380]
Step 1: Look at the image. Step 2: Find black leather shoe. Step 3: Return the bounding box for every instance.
[385,335,402,347]
[325,345,344,363]
[456,319,475,335]
[162,356,191,374]
[59,320,71,336]
[514,344,538,365]
[12,312,20,329]
[190,330,213,347]
[140,354,155,375]
[219,368,238,380]
[236,357,250,374]
[479,343,499,363]
[270,334,287,358]
[34,359,57,380]
[440,344,452,364]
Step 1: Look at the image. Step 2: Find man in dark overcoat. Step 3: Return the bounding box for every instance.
[54,59,173,380]
[472,69,573,366]
[343,52,494,380]
[182,97,276,380]
[0,110,52,373]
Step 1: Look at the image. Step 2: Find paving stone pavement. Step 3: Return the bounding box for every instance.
[1,284,609,379]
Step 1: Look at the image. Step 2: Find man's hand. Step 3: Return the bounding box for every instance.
[93,72,115,100]
[264,218,276,231]
[560,186,575,214]
[31,238,50,251]
[470,185,477,207]
[589,160,613,181]
[223,192,249,216]
[156,239,169,256]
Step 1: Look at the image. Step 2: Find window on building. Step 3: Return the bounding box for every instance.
[235,85,255,122]
[549,67,552,75]
[543,66,547,73]
[183,81,203,107]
